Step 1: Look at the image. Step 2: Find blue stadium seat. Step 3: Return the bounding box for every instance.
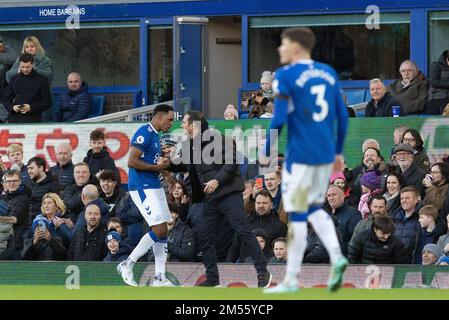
[89,96,105,118]
[342,89,368,105]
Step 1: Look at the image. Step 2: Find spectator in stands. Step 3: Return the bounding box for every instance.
[62,162,98,223]
[248,103,265,119]
[22,214,67,261]
[388,60,429,115]
[6,36,53,84]
[167,179,190,222]
[325,185,361,256]
[427,50,449,115]
[0,37,17,89]
[242,71,274,112]
[383,172,406,214]
[392,186,423,263]
[224,104,239,120]
[0,169,30,260]
[393,143,426,197]
[362,139,380,153]
[39,193,73,247]
[304,215,343,264]
[244,228,273,263]
[415,205,446,264]
[54,72,92,122]
[392,125,410,155]
[6,143,32,188]
[358,170,383,219]
[106,217,126,240]
[351,194,388,242]
[160,133,178,158]
[365,78,405,117]
[99,170,126,217]
[348,215,408,264]
[422,243,444,266]
[27,156,62,219]
[423,162,449,213]
[166,203,195,262]
[269,237,287,264]
[401,128,430,173]
[114,193,144,247]
[226,190,287,263]
[83,129,118,179]
[5,53,52,123]
[68,203,108,261]
[437,214,449,257]
[263,171,284,220]
[329,172,358,207]
[346,147,384,200]
[49,143,75,189]
[103,230,132,262]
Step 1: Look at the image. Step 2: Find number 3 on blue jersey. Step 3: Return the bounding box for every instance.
[310,84,329,122]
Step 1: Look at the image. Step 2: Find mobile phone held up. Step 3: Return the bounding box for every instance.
[255,177,264,189]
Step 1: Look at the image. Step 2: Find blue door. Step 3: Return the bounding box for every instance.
[173,17,208,115]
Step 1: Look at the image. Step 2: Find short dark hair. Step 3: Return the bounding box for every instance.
[90,129,105,141]
[168,203,179,214]
[153,104,173,116]
[255,189,273,202]
[99,170,118,182]
[2,169,21,182]
[368,193,387,208]
[19,53,34,64]
[107,217,123,228]
[271,237,287,250]
[373,215,394,234]
[383,172,407,194]
[185,110,209,133]
[27,156,46,170]
[281,27,316,51]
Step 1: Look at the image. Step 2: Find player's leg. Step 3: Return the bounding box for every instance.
[217,192,272,288]
[117,189,156,286]
[264,164,311,293]
[144,188,174,287]
[307,164,347,292]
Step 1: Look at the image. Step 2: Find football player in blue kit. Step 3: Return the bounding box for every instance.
[117,104,175,287]
[263,27,349,293]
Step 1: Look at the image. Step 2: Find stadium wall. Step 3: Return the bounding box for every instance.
[0,261,448,289]
[0,117,447,183]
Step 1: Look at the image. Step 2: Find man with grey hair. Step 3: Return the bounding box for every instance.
[362,139,380,153]
[49,143,75,189]
[388,60,429,115]
[365,78,404,117]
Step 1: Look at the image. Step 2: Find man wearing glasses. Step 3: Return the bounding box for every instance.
[0,169,30,260]
[393,143,426,198]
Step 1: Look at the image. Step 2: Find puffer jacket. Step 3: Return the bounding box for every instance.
[348,226,409,264]
[388,71,429,115]
[429,50,449,101]
[246,209,288,246]
[167,219,195,262]
[54,82,93,122]
[423,181,449,213]
[29,174,62,219]
[83,148,118,177]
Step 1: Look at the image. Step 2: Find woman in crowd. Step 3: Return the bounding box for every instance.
[6,35,54,84]
[423,162,449,214]
[224,104,239,120]
[401,128,430,173]
[383,172,406,215]
[329,172,359,207]
[167,179,190,222]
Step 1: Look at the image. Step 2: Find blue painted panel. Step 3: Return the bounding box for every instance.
[179,24,202,110]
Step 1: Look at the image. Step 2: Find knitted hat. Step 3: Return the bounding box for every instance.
[31,214,51,232]
[423,243,444,260]
[224,104,239,119]
[105,231,122,245]
[330,172,346,184]
[360,170,382,191]
[260,71,274,84]
[160,133,177,147]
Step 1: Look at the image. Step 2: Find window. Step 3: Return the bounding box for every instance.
[429,12,449,67]
[0,21,140,86]
[148,26,173,104]
[249,13,410,82]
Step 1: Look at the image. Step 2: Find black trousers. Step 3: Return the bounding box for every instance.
[199,191,268,282]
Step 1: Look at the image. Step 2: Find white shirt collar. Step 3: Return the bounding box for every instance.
[294,59,314,65]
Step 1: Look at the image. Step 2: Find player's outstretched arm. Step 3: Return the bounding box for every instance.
[128,146,168,172]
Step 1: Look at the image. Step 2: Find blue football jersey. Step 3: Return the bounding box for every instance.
[270,59,348,169]
[128,122,162,191]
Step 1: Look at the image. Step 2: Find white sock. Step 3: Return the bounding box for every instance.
[308,209,342,265]
[153,241,168,280]
[285,222,308,285]
[129,233,155,263]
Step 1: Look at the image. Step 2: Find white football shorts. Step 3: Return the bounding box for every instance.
[129,188,173,227]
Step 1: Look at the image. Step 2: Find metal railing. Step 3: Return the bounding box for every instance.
[76,97,191,123]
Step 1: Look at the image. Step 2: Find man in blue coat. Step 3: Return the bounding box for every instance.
[54,72,92,122]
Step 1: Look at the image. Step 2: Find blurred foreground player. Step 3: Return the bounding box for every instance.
[117,105,174,287]
[263,27,349,293]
